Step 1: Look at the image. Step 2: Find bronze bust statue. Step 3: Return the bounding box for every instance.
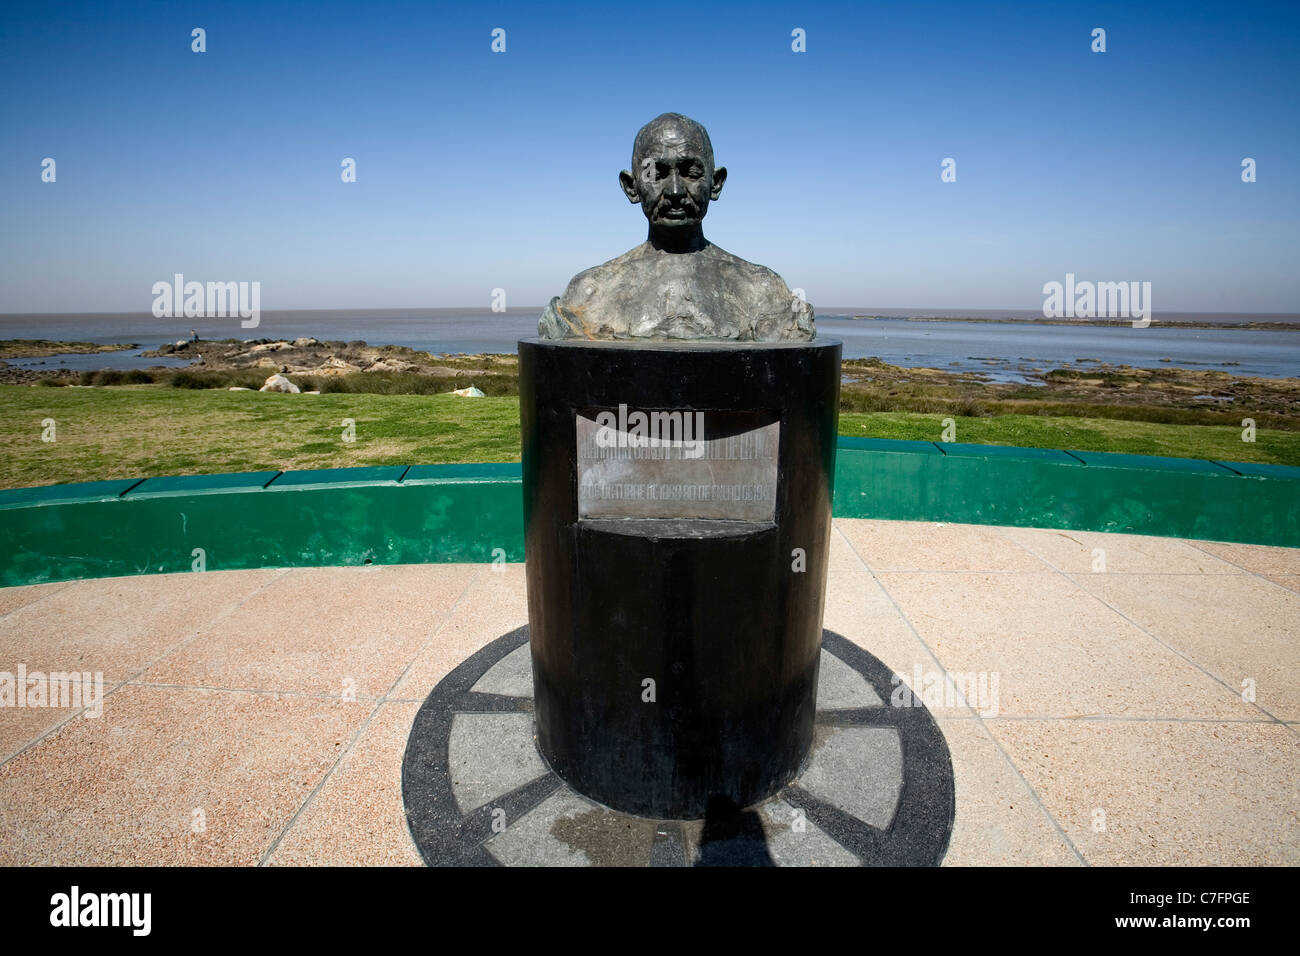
[539,113,814,342]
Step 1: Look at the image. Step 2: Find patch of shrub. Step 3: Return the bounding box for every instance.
[69,368,157,386]
[169,370,212,389]
[166,368,269,390]
[288,371,519,396]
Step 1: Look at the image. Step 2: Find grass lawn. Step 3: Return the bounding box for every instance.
[1,386,521,489]
[1,384,1295,490]
[839,411,1300,464]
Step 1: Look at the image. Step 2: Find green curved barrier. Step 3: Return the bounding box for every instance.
[834,438,1298,546]
[0,442,1295,587]
[0,463,524,587]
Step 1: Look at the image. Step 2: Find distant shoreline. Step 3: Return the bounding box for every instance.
[1,308,1298,332]
[830,315,1300,331]
[2,338,1296,484]
[3,308,1298,384]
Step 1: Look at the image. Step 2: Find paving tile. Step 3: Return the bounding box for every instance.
[823,570,1013,720]
[876,572,1257,719]
[680,797,860,867]
[999,526,1242,574]
[1263,574,1300,594]
[391,564,525,701]
[265,701,423,866]
[837,519,1052,572]
[0,702,94,764]
[2,522,1293,868]
[486,789,654,867]
[0,581,69,617]
[822,570,937,681]
[0,684,366,865]
[798,725,902,829]
[816,649,883,709]
[469,643,533,698]
[0,569,283,683]
[448,712,548,814]
[752,798,861,867]
[991,720,1300,865]
[1192,540,1300,575]
[937,715,1081,866]
[1072,572,1300,721]
[140,564,479,698]
[827,523,868,572]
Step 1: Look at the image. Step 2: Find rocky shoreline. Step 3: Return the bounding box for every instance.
[0,337,516,388]
[1,337,1296,429]
[838,356,1299,426]
[142,336,490,376]
[0,340,137,382]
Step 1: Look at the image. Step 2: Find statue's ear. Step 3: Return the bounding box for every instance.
[710,166,727,200]
[619,170,639,203]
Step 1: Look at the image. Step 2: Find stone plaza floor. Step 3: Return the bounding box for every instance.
[0,518,1296,866]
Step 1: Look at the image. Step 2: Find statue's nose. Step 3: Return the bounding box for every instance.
[665,170,685,196]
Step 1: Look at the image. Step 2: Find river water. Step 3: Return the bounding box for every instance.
[2,309,1297,382]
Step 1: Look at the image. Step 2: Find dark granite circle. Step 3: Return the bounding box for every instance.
[401,628,955,866]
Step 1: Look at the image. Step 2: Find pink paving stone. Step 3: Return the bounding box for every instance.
[0,569,286,683]
[391,563,526,701]
[873,570,1260,720]
[0,580,70,617]
[991,720,1300,866]
[1192,540,1300,576]
[138,564,480,698]
[0,520,1295,866]
[264,701,423,866]
[0,683,368,866]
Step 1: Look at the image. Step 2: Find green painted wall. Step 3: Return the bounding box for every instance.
[0,463,524,587]
[833,438,1298,546]
[0,442,1294,587]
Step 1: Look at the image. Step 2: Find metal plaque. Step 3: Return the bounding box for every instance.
[576,406,779,521]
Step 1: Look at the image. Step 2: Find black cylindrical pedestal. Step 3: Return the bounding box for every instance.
[519,337,841,819]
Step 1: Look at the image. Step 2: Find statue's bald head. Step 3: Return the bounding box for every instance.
[632,113,714,172]
[621,113,727,250]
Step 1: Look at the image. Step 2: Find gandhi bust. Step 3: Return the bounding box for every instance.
[538,113,814,342]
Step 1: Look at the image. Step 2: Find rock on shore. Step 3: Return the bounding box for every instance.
[259,373,300,393]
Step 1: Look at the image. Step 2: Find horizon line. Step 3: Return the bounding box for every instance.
[3,307,1299,318]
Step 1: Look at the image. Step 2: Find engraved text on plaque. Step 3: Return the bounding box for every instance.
[576,406,779,522]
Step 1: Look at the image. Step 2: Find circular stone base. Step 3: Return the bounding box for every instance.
[402,628,955,866]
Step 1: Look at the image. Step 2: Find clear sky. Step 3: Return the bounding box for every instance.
[2,0,1297,314]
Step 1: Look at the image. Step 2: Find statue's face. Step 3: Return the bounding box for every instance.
[621,124,726,233]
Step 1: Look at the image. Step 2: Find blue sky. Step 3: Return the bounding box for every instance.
[2,0,1297,313]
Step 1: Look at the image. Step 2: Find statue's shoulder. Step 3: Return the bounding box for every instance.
[700,243,814,339]
[701,244,794,296]
[562,244,650,303]
[541,245,651,338]
[701,243,782,279]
